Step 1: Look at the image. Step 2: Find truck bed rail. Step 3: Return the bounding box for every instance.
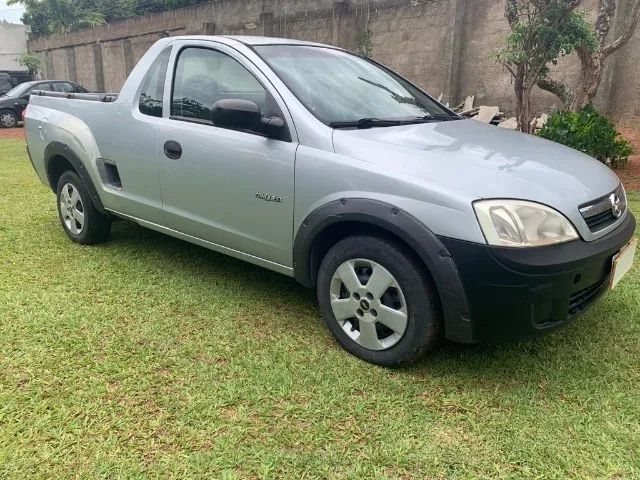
[31,90,119,103]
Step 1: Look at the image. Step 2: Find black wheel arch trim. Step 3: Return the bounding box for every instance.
[44,141,108,215]
[293,198,475,343]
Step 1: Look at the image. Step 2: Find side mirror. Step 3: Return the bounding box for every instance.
[211,99,261,131]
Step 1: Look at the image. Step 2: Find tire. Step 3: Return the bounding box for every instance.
[0,110,18,128]
[56,170,112,245]
[317,234,442,367]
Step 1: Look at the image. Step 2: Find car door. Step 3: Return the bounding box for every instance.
[157,42,297,267]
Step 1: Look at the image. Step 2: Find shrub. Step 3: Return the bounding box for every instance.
[16,52,41,76]
[538,105,632,169]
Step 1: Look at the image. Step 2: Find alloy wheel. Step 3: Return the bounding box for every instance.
[59,183,85,235]
[0,112,16,128]
[329,259,408,351]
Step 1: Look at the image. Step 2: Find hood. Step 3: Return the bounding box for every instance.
[332,119,621,237]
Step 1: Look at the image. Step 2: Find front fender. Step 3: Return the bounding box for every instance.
[293,198,475,343]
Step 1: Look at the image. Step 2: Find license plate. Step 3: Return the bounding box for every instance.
[610,238,637,290]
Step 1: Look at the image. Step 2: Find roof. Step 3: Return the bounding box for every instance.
[172,35,338,49]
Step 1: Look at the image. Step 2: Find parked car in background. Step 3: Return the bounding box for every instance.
[24,36,637,366]
[0,80,88,128]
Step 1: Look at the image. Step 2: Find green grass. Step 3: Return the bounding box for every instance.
[0,137,639,479]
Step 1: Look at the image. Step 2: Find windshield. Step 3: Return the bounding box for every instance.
[254,45,456,126]
[4,82,34,98]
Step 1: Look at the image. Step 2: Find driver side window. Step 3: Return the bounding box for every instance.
[171,47,278,124]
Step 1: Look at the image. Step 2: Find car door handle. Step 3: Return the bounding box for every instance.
[164,140,182,160]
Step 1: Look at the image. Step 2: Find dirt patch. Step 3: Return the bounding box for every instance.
[0,128,25,140]
[617,127,640,192]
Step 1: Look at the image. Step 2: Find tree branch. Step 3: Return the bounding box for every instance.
[602,0,640,56]
[502,62,517,79]
[505,0,519,26]
[537,76,573,107]
[596,0,617,46]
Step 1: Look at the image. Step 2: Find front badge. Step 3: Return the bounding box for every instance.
[610,193,623,218]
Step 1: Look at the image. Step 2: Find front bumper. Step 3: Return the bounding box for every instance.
[439,212,636,343]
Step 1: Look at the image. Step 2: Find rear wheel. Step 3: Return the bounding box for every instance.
[56,171,111,244]
[317,235,442,366]
[0,110,18,128]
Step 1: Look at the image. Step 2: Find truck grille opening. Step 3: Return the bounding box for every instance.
[585,210,618,232]
[579,184,626,233]
[568,276,609,316]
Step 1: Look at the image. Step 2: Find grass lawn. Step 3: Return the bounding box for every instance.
[0,136,639,479]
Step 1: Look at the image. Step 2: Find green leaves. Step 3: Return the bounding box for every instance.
[538,105,633,169]
[498,6,597,72]
[16,52,41,75]
[10,0,211,37]
[497,1,599,132]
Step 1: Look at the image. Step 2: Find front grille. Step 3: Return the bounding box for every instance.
[568,276,609,316]
[585,209,618,231]
[579,184,627,233]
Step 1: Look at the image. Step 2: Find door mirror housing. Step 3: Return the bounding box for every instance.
[211,99,287,139]
[211,99,261,131]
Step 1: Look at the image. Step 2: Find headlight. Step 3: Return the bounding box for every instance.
[473,200,579,247]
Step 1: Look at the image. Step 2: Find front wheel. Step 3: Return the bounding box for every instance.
[0,110,18,128]
[317,235,442,366]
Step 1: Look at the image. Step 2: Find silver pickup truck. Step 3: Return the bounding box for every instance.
[25,36,636,366]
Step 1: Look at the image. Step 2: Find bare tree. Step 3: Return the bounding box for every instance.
[570,0,640,110]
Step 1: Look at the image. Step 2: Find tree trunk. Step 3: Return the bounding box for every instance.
[569,0,640,112]
[571,49,605,110]
[515,69,533,133]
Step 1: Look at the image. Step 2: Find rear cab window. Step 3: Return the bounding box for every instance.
[138,47,172,117]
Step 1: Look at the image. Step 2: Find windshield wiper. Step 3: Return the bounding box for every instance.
[329,118,407,129]
[329,114,461,129]
[413,114,461,123]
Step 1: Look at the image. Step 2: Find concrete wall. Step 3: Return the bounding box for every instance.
[27,0,640,124]
[0,21,29,71]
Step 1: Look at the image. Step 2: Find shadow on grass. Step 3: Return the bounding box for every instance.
[105,218,315,309]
